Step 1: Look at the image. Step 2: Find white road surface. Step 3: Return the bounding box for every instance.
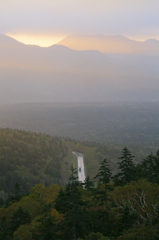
[72,151,86,183]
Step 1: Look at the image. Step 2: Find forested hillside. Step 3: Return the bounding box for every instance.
[0,128,68,196]
[0,128,157,198]
[0,147,159,239]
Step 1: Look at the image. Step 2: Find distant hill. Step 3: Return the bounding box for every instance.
[0,128,69,194]
[57,34,159,54]
[0,34,159,103]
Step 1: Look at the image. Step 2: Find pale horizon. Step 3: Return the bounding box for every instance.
[6,33,66,47]
[1,0,159,47]
[5,33,159,47]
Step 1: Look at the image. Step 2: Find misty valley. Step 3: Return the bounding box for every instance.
[0,102,159,147]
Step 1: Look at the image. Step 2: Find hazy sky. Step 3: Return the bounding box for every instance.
[1,0,159,46]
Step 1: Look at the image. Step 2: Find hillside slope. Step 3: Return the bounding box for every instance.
[0,128,68,195]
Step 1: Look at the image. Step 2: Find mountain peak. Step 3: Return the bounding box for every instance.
[57,34,159,54]
[0,34,21,44]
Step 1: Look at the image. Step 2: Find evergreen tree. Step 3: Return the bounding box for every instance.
[118,205,138,234]
[94,159,112,207]
[5,183,23,207]
[114,147,136,186]
[69,164,78,183]
[55,165,87,240]
[32,204,57,240]
[10,207,31,235]
[83,176,94,190]
[0,216,9,240]
[137,151,159,184]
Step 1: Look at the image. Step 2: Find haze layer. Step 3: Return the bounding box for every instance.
[0,34,159,104]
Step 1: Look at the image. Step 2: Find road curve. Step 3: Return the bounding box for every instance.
[72,151,86,183]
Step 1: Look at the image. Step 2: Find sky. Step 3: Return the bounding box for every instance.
[1,0,159,46]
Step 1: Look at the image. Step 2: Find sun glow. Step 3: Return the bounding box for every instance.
[6,33,65,47]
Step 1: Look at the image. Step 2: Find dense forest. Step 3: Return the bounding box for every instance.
[0,102,159,147]
[0,128,159,239]
[0,145,159,239]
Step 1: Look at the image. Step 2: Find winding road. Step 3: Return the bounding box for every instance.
[72,151,86,183]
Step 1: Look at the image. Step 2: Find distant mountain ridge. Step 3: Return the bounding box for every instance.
[0,34,159,103]
[57,34,159,54]
[2,34,159,54]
